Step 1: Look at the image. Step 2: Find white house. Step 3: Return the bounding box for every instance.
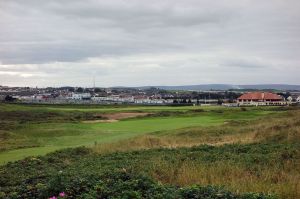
[287,96,293,102]
[68,93,91,100]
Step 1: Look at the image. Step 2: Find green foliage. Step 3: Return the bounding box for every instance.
[1,143,296,198]
[0,103,281,164]
[0,168,277,199]
[0,104,298,198]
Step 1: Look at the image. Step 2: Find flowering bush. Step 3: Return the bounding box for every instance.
[1,145,286,199]
[49,192,65,199]
[43,171,276,199]
[59,192,65,197]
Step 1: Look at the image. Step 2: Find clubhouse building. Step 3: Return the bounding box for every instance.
[237,92,287,106]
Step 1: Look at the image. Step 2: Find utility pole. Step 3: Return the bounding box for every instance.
[93,76,95,91]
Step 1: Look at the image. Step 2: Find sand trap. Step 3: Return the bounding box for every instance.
[100,112,150,120]
[83,112,151,123]
[82,119,118,123]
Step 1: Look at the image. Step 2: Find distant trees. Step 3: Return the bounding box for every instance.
[217,99,223,105]
[4,95,16,102]
[278,92,290,99]
[76,87,84,93]
[94,88,102,93]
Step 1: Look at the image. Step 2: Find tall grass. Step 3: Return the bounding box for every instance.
[147,159,299,199]
[92,109,300,199]
[93,110,300,154]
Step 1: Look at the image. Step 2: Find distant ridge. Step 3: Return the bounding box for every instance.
[133,84,300,91]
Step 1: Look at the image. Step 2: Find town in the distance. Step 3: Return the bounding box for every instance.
[1,84,300,106]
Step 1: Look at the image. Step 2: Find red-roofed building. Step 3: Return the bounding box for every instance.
[237,92,287,106]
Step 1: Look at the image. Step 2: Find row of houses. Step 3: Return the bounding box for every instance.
[7,92,170,105]
[3,91,300,106]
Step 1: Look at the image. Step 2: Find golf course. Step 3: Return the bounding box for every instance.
[0,103,299,198]
[0,103,276,164]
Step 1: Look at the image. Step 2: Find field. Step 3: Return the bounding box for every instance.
[0,103,299,198]
[0,103,275,164]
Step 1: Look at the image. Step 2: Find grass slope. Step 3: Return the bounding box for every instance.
[0,104,278,164]
[0,104,299,198]
[1,142,298,198]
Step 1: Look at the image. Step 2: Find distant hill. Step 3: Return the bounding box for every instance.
[236,84,300,91]
[135,84,300,91]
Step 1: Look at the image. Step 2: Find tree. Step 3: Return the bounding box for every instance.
[68,87,75,92]
[217,99,223,105]
[76,87,84,93]
[94,88,102,93]
[5,95,16,102]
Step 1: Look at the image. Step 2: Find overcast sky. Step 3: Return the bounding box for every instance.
[0,0,299,87]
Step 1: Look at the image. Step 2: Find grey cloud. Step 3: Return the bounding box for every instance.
[0,0,237,64]
[0,0,299,86]
[221,58,271,69]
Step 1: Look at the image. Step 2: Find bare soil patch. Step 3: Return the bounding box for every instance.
[83,112,151,123]
[100,112,150,120]
[82,119,119,124]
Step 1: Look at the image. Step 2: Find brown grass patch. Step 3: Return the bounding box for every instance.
[83,112,151,123]
[93,110,300,154]
[148,159,300,199]
[96,112,151,120]
[92,109,300,199]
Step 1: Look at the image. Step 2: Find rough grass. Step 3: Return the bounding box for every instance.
[0,104,279,163]
[148,158,300,199]
[1,143,299,198]
[93,109,300,154]
[0,103,299,198]
[91,109,300,199]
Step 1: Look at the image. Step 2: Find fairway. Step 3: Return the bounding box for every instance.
[0,104,279,164]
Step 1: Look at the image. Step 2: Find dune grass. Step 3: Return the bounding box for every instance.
[0,103,299,198]
[93,109,300,153]
[0,104,279,164]
[92,110,300,198]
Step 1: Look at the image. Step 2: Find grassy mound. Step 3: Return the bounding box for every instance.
[1,162,276,199]
[1,141,299,198]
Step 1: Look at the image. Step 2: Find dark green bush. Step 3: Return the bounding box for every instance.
[1,143,293,199]
[0,170,277,199]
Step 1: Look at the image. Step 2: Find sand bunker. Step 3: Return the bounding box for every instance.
[101,112,150,120]
[82,119,118,123]
[83,112,150,123]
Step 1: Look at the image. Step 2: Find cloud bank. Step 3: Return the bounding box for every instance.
[0,0,299,87]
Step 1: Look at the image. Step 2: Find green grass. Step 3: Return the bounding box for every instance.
[0,116,223,164]
[0,103,279,113]
[0,103,211,112]
[0,103,282,164]
[0,103,299,198]
[1,142,298,198]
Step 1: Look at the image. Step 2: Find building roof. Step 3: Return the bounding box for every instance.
[238,92,282,100]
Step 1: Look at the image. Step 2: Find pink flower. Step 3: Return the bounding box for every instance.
[59,192,66,197]
[49,197,57,199]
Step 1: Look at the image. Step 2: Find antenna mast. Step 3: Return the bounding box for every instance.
[93,76,95,90]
